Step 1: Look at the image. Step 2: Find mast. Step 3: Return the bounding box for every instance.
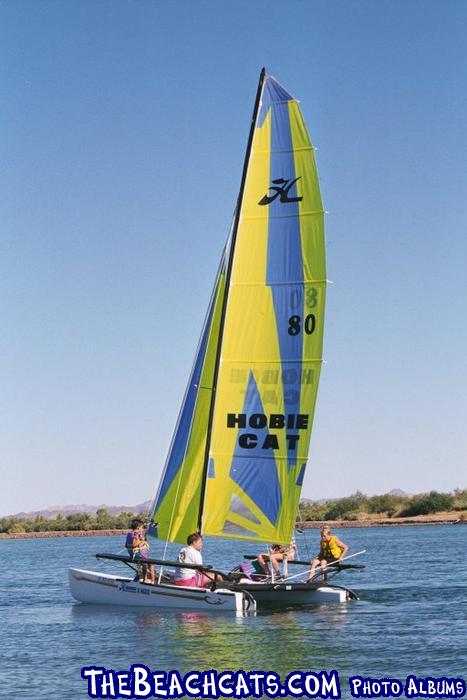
[197,67,266,532]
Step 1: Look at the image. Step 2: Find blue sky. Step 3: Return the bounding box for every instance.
[1,1,466,515]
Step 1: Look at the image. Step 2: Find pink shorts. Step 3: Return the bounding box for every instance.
[175,573,206,588]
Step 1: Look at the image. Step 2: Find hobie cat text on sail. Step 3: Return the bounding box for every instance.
[227,412,309,450]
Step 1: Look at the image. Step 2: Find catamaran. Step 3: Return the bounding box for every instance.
[69,68,364,612]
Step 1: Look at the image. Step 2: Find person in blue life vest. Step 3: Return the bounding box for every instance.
[125,518,155,584]
[308,526,348,581]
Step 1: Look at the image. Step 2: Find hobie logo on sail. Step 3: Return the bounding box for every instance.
[227,412,309,451]
[258,177,303,205]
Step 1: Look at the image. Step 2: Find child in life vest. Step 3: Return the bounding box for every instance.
[125,519,155,584]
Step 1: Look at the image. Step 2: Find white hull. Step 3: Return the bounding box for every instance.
[69,568,254,613]
[69,568,352,613]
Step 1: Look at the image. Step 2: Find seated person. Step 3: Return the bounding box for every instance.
[125,518,155,584]
[175,533,220,588]
[257,540,296,579]
[308,526,348,581]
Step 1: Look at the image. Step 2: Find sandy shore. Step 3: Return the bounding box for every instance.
[299,513,466,528]
[0,529,128,540]
[1,513,465,539]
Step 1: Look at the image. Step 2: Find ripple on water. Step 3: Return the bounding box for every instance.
[1,527,466,698]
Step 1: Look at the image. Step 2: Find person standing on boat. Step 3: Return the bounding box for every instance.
[308,527,348,581]
[175,533,217,588]
[125,518,155,584]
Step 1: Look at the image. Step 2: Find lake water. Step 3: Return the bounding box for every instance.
[0,526,466,699]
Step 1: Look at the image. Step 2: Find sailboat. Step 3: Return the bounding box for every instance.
[69,69,362,611]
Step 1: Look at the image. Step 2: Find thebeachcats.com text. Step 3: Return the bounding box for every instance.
[81,666,466,699]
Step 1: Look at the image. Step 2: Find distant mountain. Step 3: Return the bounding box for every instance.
[4,489,412,520]
[388,489,410,497]
[5,501,152,520]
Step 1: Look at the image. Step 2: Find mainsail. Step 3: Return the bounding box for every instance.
[151,69,326,545]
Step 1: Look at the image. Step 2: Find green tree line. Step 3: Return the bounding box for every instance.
[299,489,467,522]
[0,508,146,535]
[2,490,466,534]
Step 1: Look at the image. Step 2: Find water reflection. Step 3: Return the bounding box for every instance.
[4,526,466,699]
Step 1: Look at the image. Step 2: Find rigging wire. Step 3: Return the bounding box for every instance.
[296,503,311,561]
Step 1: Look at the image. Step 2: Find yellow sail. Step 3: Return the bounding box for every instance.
[150,70,326,546]
[201,73,326,543]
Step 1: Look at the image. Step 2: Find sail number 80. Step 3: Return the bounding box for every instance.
[288,314,316,336]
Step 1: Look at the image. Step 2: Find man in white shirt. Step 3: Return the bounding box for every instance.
[175,533,212,587]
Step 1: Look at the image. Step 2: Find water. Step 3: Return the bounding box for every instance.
[0,526,466,699]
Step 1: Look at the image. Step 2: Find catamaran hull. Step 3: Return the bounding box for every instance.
[241,586,348,604]
[229,580,354,605]
[69,568,255,613]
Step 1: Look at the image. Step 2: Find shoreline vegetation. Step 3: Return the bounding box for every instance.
[1,489,466,540]
[1,513,466,540]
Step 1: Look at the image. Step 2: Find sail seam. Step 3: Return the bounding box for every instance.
[230,280,327,286]
[214,454,309,462]
[262,98,298,105]
[219,358,323,363]
[241,211,324,220]
[252,146,315,154]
